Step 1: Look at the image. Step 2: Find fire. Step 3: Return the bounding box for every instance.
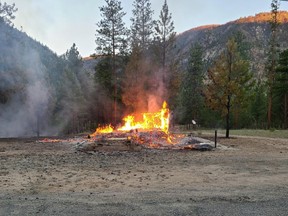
[90,124,114,137]
[118,101,170,134]
[90,102,170,141]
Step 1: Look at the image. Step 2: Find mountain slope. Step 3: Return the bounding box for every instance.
[0,21,92,137]
[175,12,288,78]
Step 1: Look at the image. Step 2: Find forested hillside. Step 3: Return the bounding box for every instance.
[175,12,288,78]
[0,21,94,137]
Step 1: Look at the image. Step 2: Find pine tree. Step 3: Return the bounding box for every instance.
[250,82,267,128]
[64,43,82,72]
[0,1,17,26]
[178,43,204,124]
[130,0,154,53]
[62,44,83,98]
[95,57,114,98]
[205,38,253,138]
[231,31,252,128]
[58,44,85,133]
[122,0,159,113]
[122,45,160,113]
[275,49,288,128]
[153,0,176,68]
[96,0,128,56]
[95,0,128,125]
[266,0,280,129]
[122,46,144,113]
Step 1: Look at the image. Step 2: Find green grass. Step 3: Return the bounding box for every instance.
[199,129,288,139]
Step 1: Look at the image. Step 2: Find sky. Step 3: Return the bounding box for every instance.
[5,0,288,57]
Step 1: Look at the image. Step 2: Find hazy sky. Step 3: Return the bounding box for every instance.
[5,0,288,57]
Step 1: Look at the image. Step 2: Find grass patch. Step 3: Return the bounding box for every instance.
[199,129,288,139]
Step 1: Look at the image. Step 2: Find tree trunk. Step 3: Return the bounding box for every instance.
[112,23,117,126]
[267,92,272,129]
[285,93,288,129]
[267,1,278,129]
[233,107,239,129]
[226,95,231,138]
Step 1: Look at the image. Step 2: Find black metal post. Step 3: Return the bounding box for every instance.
[215,130,217,148]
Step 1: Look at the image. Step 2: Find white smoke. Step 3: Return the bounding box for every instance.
[0,39,52,137]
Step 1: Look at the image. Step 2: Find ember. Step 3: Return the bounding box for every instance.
[38,138,62,143]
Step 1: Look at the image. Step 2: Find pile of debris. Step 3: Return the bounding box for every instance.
[37,130,214,153]
[75,131,214,153]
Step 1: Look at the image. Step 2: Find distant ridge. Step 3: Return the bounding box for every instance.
[180,12,288,35]
[234,11,288,24]
[178,24,220,35]
[175,11,288,79]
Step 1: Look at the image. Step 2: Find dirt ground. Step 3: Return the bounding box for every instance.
[0,134,288,216]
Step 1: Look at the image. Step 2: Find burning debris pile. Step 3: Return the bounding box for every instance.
[76,102,214,152]
[38,101,214,152]
[76,131,213,152]
[90,101,170,136]
[88,102,172,149]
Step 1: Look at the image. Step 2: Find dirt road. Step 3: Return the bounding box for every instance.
[0,135,287,215]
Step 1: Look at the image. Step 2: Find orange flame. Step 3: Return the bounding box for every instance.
[90,102,170,138]
[118,101,170,134]
[90,124,114,137]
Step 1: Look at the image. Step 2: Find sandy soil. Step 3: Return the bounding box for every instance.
[0,134,288,216]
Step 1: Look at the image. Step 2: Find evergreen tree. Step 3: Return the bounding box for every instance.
[232,31,250,60]
[95,57,114,97]
[130,0,154,53]
[166,58,181,110]
[122,0,161,114]
[0,1,17,26]
[94,57,114,123]
[204,38,253,138]
[122,46,160,113]
[152,0,177,98]
[266,0,280,129]
[275,49,288,128]
[122,46,145,113]
[95,0,128,56]
[64,43,82,71]
[57,44,86,133]
[250,82,267,128]
[178,43,204,124]
[95,0,128,125]
[153,0,176,68]
[231,31,252,128]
